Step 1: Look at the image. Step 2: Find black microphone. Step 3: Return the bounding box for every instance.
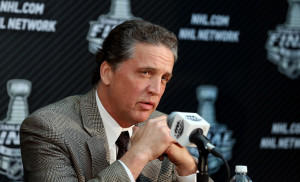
[189,128,222,158]
[167,112,222,158]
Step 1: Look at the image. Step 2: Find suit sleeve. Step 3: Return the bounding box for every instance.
[20,114,132,182]
[20,114,79,182]
[87,161,131,182]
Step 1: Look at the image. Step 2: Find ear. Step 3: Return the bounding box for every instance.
[100,61,113,85]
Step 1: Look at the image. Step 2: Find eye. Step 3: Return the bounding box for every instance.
[162,75,170,83]
[140,70,151,77]
[142,71,150,75]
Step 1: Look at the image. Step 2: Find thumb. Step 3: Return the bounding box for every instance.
[132,126,140,137]
[128,126,140,149]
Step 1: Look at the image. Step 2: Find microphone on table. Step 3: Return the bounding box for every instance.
[167,112,222,158]
[167,112,230,182]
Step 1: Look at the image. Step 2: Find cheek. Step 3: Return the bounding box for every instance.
[122,82,144,99]
[161,85,166,93]
[158,85,166,97]
[128,84,146,97]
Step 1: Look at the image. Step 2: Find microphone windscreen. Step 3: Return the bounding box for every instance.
[167,111,178,128]
[167,112,210,147]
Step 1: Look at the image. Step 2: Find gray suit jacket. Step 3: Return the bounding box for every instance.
[20,88,176,182]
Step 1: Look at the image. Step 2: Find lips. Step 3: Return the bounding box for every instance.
[139,101,155,110]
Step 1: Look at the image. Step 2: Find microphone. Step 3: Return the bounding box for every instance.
[167,112,222,158]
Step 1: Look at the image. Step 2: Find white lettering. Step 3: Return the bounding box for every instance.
[271,122,300,135]
[179,28,240,42]
[0,131,7,145]
[0,17,6,29]
[0,145,21,156]
[102,24,113,38]
[267,32,280,46]
[197,29,240,42]
[0,124,20,130]
[191,14,208,26]
[210,14,230,27]
[0,1,45,15]
[279,34,287,47]
[7,17,21,30]
[90,24,104,37]
[285,34,300,48]
[289,123,300,134]
[278,137,289,149]
[214,30,239,42]
[197,29,209,41]
[22,2,44,15]
[260,137,300,149]
[190,13,230,27]
[7,18,57,32]
[178,28,196,40]
[271,122,288,134]
[260,137,276,149]
[0,1,20,13]
[5,131,20,145]
[277,137,300,149]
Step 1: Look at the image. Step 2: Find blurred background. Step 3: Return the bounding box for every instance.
[1,0,299,181]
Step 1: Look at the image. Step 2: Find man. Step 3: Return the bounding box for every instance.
[20,20,212,181]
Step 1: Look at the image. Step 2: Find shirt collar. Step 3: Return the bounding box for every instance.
[95,90,133,145]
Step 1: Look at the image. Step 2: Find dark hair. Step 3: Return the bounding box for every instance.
[91,20,178,85]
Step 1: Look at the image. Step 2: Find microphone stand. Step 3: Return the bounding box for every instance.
[190,129,231,182]
[196,142,209,182]
[190,129,210,182]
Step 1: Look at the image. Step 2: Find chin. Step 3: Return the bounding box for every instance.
[133,112,152,123]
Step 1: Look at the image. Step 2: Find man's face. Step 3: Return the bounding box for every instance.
[105,43,174,127]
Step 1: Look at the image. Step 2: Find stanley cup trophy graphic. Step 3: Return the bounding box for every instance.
[87,0,141,54]
[193,85,235,174]
[0,79,32,181]
[266,0,300,79]
[285,0,300,29]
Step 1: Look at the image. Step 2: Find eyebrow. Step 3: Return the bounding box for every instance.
[141,67,173,78]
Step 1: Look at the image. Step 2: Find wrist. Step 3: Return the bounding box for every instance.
[175,157,197,176]
[120,148,149,179]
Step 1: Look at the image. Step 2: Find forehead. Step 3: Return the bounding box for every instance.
[129,43,174,69]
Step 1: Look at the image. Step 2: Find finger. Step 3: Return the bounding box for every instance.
[173,141,183,147]
[158,155,164,161]
[149,115,167,122]
[131,126,139,137]
[170,137,177,144]
[165,142,184,155]
[148,117,169,128]
[132,126,139,132]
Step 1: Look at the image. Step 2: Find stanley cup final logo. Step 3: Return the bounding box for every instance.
[86,0,141,54]
[0,79,31,181]
[265,0,300,79]
[189,85,235,174]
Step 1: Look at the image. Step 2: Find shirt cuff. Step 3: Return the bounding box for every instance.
[175,169,197,182]
[118,160,135,182]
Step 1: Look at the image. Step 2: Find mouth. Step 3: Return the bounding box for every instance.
[139,101,155,110]
[145,101,154,105]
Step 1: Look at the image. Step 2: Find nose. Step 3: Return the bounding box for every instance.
[147,77,163,95]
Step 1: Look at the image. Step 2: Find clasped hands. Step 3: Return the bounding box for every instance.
[121,115,197,179]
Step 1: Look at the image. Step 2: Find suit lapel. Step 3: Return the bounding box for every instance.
[80,89,169,179]
[80,88,110,176]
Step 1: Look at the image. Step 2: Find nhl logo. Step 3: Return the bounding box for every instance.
[86,0,141,54]
[0,79,31,180]
[188,85,235,174]
[174,120,184,139]
[265,0,300,79]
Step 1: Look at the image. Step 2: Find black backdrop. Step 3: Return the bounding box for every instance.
[1,0,300,181]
